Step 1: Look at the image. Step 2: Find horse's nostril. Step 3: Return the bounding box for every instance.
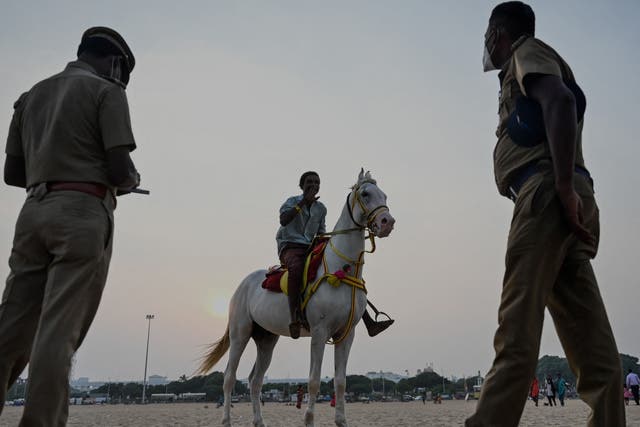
[381,218,387,224]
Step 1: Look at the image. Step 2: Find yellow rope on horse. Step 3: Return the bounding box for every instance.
[301,252,367,345]
[301,218,378,345]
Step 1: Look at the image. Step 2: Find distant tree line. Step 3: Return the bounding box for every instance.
[87,372,248,402]
[6,353,638,402]
[535,353,640,386]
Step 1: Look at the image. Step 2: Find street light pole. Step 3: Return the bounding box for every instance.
[142,314,154,404]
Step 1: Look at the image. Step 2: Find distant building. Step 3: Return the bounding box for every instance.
[178,392,206,401]
[150,393,177,402]
[70,375,173,390]
[263,388,284,401]
[69,377,105,392]
[148,375,169,386]
[241,376,309,385]
[365,371,408,383]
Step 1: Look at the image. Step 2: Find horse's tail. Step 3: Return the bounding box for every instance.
[197,326,230,375]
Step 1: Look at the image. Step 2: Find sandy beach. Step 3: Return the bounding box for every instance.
[2,400,639,426]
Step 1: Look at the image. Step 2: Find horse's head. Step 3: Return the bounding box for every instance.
[348,169,395,238]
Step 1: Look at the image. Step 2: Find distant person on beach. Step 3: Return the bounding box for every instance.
[556,373,566,406]
[545,375,556,406]
[0,27,140,426]
[276,171,393,339]
[626,368,640,405]
[465,2,625,426]
[529,377,539,406]
[624,386,632,406]
[296,385,304,409]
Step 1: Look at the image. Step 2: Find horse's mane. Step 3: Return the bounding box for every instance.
[351,169,376,189]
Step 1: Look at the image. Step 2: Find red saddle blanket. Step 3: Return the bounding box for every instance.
[262,239,329,293]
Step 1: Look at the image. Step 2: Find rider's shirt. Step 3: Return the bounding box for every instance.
[276,195,327,255]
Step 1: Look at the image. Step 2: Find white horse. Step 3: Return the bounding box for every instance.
[198,169,395,427]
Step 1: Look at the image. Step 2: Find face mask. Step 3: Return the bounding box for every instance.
[101,56,130,88]
[482,29,499,72]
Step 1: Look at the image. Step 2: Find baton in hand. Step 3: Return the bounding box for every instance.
[129,188,151,195]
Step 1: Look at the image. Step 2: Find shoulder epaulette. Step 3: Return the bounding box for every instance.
[13,92,29,109]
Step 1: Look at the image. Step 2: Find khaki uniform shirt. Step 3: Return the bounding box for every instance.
[5,61,136,188]
[493,37,586,196]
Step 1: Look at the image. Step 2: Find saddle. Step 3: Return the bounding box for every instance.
[261,238,329,295]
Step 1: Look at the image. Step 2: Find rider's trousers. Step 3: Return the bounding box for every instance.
[280,245,307,321]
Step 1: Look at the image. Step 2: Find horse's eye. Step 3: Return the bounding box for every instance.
[361,191,369,198]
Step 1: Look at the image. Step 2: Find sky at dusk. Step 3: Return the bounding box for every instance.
[1,0,639,384]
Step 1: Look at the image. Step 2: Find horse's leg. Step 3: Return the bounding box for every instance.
[222,324,252,427]
[248,325,279,427]
[304,333,327,427]
[333,332,356,427]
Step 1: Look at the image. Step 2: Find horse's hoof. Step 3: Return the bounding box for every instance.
[221,417,231,427]
[335,416,348,427]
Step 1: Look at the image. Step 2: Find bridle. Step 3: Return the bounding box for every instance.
[319,180,389,243]
[346,180,389,232]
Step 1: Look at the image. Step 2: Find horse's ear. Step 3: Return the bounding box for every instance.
[358,168,364,181]
[365,171,372,180]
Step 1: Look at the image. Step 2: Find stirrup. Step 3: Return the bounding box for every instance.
[374,310,393,323]
[367,318,394,337]
[367,300,393,322]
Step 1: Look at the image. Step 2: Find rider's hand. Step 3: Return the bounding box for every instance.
[555,184,595,245]
[302,187,319,205]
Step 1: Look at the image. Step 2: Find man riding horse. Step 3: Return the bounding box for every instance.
[277,171,394,339]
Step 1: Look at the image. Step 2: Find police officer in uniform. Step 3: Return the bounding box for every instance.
[0,27,140,425]
[466,3,625,426]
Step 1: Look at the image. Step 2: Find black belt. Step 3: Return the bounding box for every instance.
[507,163,592,202]
[47,182,109,199]
[27,182,115,203]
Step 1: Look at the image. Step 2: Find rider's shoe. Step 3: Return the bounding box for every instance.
[366,319,394,337]
[289,321,302,339]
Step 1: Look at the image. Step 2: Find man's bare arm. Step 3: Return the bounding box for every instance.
[525,74,593,244]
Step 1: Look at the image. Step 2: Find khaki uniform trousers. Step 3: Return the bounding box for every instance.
[0,185,114,427]
[466,171,625,427]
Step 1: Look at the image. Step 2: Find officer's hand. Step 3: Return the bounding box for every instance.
[556,186,595,245]
[116,172,141,196]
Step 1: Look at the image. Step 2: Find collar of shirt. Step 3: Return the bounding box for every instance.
[66,60,99,75]
[499,35,532,79]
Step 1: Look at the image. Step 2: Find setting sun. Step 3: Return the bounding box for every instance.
[208,295,230,318]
